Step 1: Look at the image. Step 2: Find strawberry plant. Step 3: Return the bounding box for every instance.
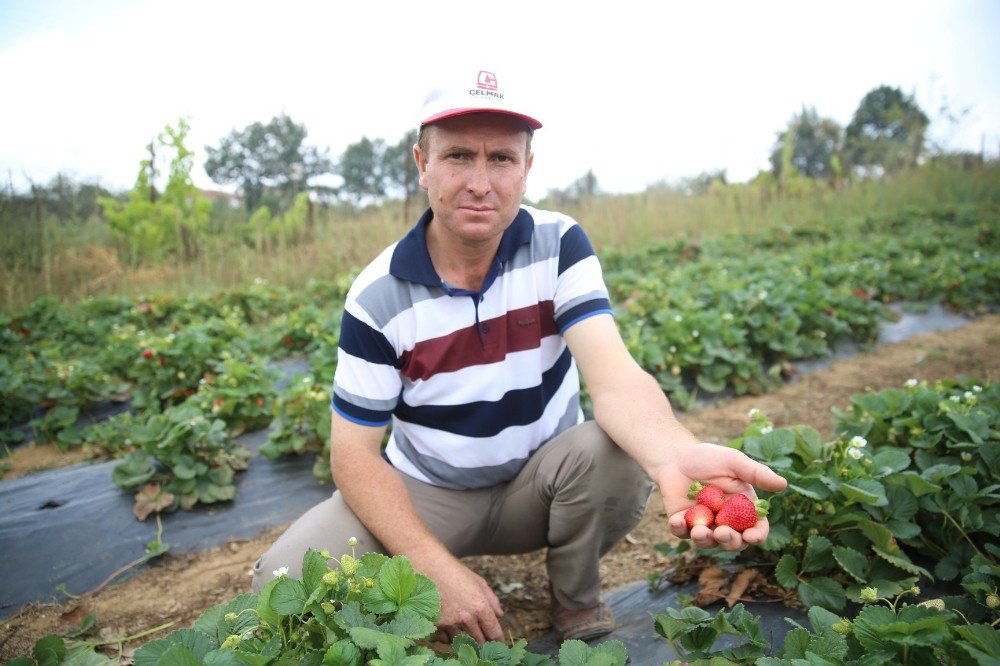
[260,375,332,481]
[111,402,250,519]
[832,379,1000,581]
[192,356,278,436]
[122,543,626,665]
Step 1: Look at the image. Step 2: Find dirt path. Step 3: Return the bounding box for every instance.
[1,315,997,661]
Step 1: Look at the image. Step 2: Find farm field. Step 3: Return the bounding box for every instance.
[0,316,997,662]
[1,192,998,663]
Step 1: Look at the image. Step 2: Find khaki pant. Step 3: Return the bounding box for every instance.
[251,421,653,610]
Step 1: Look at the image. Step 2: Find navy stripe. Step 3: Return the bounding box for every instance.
[555,299,612,332]
[338,310,398,367]
[333,395,393,426]
[393,346,574,438]
[557,224,597,276]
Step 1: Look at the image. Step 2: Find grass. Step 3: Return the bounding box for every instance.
[2,163,997,313]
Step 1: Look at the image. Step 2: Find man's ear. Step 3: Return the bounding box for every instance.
[413,142,429,191]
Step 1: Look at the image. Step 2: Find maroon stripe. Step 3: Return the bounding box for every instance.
[400,301,557,381]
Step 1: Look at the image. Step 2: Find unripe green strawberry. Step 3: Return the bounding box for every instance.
[986,593,1000,609]
[919,599,945,611]
[831,619,852,635]
[714,494,768,532]
[684,504,715,530]
[340,554,358,577]
[323,570,340,586]
[860,587,879,603]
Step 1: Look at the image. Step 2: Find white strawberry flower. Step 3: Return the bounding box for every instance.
[950,395,961,403]
[905,378,918,388]
[273,566,289,578]
[973,385,983,393]
[850,436,867,448]
[748,408,761,419]
[674,314,683,322]
[848,447,863,460]
[760,425,773,434]
[758,290,768,300]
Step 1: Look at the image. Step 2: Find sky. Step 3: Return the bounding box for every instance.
[1,0,998,201]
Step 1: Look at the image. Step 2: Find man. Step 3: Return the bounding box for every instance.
[252,68,787,644]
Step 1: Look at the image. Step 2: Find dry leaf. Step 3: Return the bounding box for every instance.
[693,565,730,607]
[725,568,761,607]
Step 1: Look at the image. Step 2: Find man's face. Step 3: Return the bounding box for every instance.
[414,113,533,248]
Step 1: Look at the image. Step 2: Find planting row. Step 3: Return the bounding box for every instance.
[1,205,997,517]
[9,377,998,664]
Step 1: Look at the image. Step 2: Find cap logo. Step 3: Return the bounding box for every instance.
[476,71,498,91]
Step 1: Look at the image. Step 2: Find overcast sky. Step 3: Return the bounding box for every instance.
[1,0,998,200]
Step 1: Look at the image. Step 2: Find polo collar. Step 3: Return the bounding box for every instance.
[389,207,535,289]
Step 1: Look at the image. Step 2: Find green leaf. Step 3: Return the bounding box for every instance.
[832,546,869,583]
[301,548,330,597]
[793,426,826,463]
[857,520,896,552]
[65,610,98,638]
[61,641,116,666]
[797,577,845,611]
[348,628,411,652]
[111,451,155,488]
[801,536,835,573]
[887,470,940,497]
[872,547,933,579]
[806,606,841,635]
[558,640,591,666]
[397,574,441,621]
[34,635,66,666]
[787,477,831,500]
[334,601,377,633]
[203,650,246,666]
[870,448,911,477]
[775,554,800,589]
[744,429,797,462]
[322,639,364,666]
[379,557,418,606]
[154,644,202,666]
[134,629,214,666]
[954,624,1000,663]
[269,578,307,615]
[383,608,436,640]
[840,479,888,506]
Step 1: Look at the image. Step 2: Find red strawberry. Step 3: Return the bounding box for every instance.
[684,504,715,530]
[695,484,726,513]
[142,348,154,359]
[714,494,769,532]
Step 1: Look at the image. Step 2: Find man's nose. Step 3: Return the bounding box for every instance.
[466,162,491,196]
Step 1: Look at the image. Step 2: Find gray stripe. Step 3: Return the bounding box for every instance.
[556,289,610,318]
[357,222,565,329]
[391,391,581,490]
[505,220,561,272]
[356,274,439,329]
[333,384,398,412]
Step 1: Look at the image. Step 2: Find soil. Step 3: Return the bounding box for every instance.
[1,315,998,662]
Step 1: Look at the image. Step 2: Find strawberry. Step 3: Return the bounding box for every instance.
[692,483,726,513]
[684,504,715,530]
[714,494,769,532]
[142,348,154,359]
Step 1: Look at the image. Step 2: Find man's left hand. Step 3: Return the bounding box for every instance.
[658,442,787,551]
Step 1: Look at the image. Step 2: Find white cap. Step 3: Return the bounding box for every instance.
[419,69,542,131]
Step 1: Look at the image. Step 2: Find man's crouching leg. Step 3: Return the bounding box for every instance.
[250,491,385,592]
[532,421,653,638]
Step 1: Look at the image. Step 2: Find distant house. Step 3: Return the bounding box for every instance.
[199,189,242,208]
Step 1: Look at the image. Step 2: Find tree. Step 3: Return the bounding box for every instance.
[101,119,210,264]
[204,114,333,212]
[769,107,843,181]
[337,137,388,204]
[382,130,421,218]
[844,85,929,175]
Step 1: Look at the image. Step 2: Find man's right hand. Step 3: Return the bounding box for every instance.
[430,558,505,644]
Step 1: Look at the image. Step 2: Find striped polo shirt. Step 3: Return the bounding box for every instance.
[331,205,612,489]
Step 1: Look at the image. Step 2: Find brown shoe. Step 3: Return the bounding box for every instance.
[551,597,616,641]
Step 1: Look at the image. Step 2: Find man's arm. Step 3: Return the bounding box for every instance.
[329,412,505,643]
[562,314,787,550]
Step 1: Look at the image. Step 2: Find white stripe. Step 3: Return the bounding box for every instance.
[334,349,402,402]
